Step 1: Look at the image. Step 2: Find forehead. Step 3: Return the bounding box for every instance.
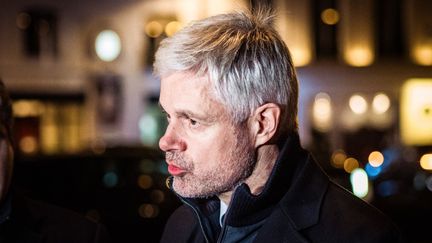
[159,71,227,117]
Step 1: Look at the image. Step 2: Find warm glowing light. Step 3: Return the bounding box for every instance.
[139,204,159,218]
[349,94,368,114]
[344,157,359,173]
[165,21,182,37]
[95,30,121,62]
[313,92,332,132]
[137,175,153,189]
[372,93,390,114]
[368,151,384,167]
[331,150,347,168]
[13,100,43,117]
[19,136,38,154]
[420,154,432,170]
[400,79,432,145]
[290,47,312,66]
[413,45,432,66]
[321,8,340,25]
[350,168,369,198]
[145,21,163,38]
[344,47,374,67]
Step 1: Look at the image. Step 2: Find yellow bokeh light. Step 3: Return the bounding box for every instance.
[420,154,432,170]
[400,79,432,145]
[145,21,163,38]
[313,92,332,132]
[321,8,340,25]
[331,150,347,168]
[344,47,374,67]
[344,157,359,173]
[19,136,38,154]
[368,151,384,167]
[290,46,312,67]
[13,100,43,117]
[372,93,391,114]
[165,21,182,37]
[349,94,368,114]
[413,45,432,66]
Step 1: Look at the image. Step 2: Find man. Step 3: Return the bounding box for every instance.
[0,79,111,243]
[155,8,403,243]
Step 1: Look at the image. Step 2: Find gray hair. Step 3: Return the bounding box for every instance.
[154,8,298,135]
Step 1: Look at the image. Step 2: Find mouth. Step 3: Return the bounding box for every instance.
[167,163,187,176]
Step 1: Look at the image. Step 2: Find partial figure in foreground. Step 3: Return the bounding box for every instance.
[154,8,404,243]
[0,79,111,243]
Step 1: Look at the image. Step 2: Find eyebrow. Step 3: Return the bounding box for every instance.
[158,102,215,122]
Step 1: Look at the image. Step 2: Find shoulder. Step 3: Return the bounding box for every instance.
[160,205,202,243]
[318,180,404,242]
[11,194,111,243]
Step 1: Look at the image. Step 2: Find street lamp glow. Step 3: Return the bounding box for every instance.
[95,30,122,62]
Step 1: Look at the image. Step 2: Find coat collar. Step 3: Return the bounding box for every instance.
[278,152,328,230]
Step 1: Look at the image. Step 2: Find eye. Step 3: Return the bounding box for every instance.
[164,113,171,123]
[189,119,198,127]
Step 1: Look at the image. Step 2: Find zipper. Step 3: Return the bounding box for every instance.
[180,198,211,243]
[216,222,227,243]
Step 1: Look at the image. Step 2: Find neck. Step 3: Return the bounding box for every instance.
[218,144,279,205]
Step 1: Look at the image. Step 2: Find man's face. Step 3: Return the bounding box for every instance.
[0,127,13,203]
[159,71,256,198]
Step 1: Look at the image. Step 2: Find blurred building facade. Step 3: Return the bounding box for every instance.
[1,0,432,242]
[1,0,431,153]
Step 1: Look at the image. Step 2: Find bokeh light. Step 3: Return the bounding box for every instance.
[145,21,163,38]
[344,157,359,173]
[103,171,119,188]
[349,94,368,114]
[350,168,369,198]
[138,204,159,218]
[368,151,384,167]
[313,92,332,132]
[344,47,374,67]
[321,8,340,25]
[372,93,390,114]
[19,136,38,154]
[165,21,182,37]
[420,153,432,170]
[137,174,153,189]
[331,149,347,169]
[365,163,382,179]
[95,30,122,62]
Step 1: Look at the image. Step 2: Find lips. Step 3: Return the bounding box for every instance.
[168,164,187,176]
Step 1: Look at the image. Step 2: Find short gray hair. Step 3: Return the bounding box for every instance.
[154,8,298,136]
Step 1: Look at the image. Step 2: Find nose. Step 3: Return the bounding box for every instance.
[159,123,186,152]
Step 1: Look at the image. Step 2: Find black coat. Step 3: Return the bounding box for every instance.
[0,192,111,243]
[161,135,404,243]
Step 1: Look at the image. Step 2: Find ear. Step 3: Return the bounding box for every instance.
[250,103,281,148]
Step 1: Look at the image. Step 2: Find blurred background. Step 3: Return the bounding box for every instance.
[1,0,432,242]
